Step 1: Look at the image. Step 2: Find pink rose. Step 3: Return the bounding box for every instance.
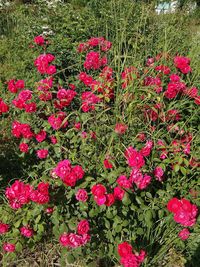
[114,187,125,200]
[76,189,88,202]
[19,143,29,153]
[115,123,128,134]
[77,220,90,235]
[36,149,48,159]
[118,242,133,258]
[20,226,34,238]
[178,228,190,240]
[0,223,9,234]
[3,243,15,252]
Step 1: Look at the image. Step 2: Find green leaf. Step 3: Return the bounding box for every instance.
[174,164,180,172]
[67,253,75,264]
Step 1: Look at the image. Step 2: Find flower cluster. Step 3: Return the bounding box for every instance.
[59,220,90,248]
[81,91,101,112]
[34,54,56,75]
[167,198,198,227]
[174,56,191,74]
[84,51,107,70]
[6,181,50,209]
[37,77,53,101]
[55,87,77,109]
[12,89,37,113]
[77,37,112,53]
[124,142,154,190]
[7,79,25,93]
[91,184,125,206]
[118,242,146,267]
[0,223,9,235]
[12,121,34,139]
[52,159,84,187]
[0,98,9,114]
[48,111,68,130]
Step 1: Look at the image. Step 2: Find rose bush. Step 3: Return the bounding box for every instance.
[0,34,199,266]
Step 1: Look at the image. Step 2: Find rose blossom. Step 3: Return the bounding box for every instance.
[77,220,90,235]
[36,149,49,159]
[178,228,190,240]
[0,223,9,234]
[76,189,88,202]
[20,226,34,238]
[3,243,15,252]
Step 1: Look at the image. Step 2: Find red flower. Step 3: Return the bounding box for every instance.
[19,143,29,153]
[3,243,15,252]
[0,223,9,234]
[115,123,128,134]
[118,242,133,258]
[34,35,45,46]
[167,198,181,213]
[76,189,88,202]
[104,159,113,169]
[114,187,125,200]
[36,149,49,159]
[178,228,190,240]
[77,220,90,235]
[20,226,34,238]
[91,184,106,197]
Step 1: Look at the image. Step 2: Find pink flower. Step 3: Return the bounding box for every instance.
[6,180,33,209]
[154,167,164,181]
[117,175,132,189]
[174,56,192,74]
[114,187,125,200]
[77,220,90,235]
[178,228,190,240]
[140,140,153,157]
[81,91,101,112]
[115,123,128,134]
[48,112,68,130]
[91,184,106,197]
[19,143,29,153]
[20,226,34,238]
[35,130,47,143]
[125,147,145,169]
[59,232,90,248]
[18,90,32,102]
[170,74,180,82]
[53,160,84,187]
[118,242,133,258]
[104,159,113,169]
[45,207,54,214]
[0,223,9,234]
[3,243,15,252]
[167,198,198,227]
[0,98,9,114]
[74,122,81,130]
[7,79,25,93]
[50,136,57,144]
[76,189,88,202]
[25,102,37,113]
[36,149,48,159]
[34,35,45,46]
[105,193,115,207]
[91,184,107,206]
[167,198,181,213]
